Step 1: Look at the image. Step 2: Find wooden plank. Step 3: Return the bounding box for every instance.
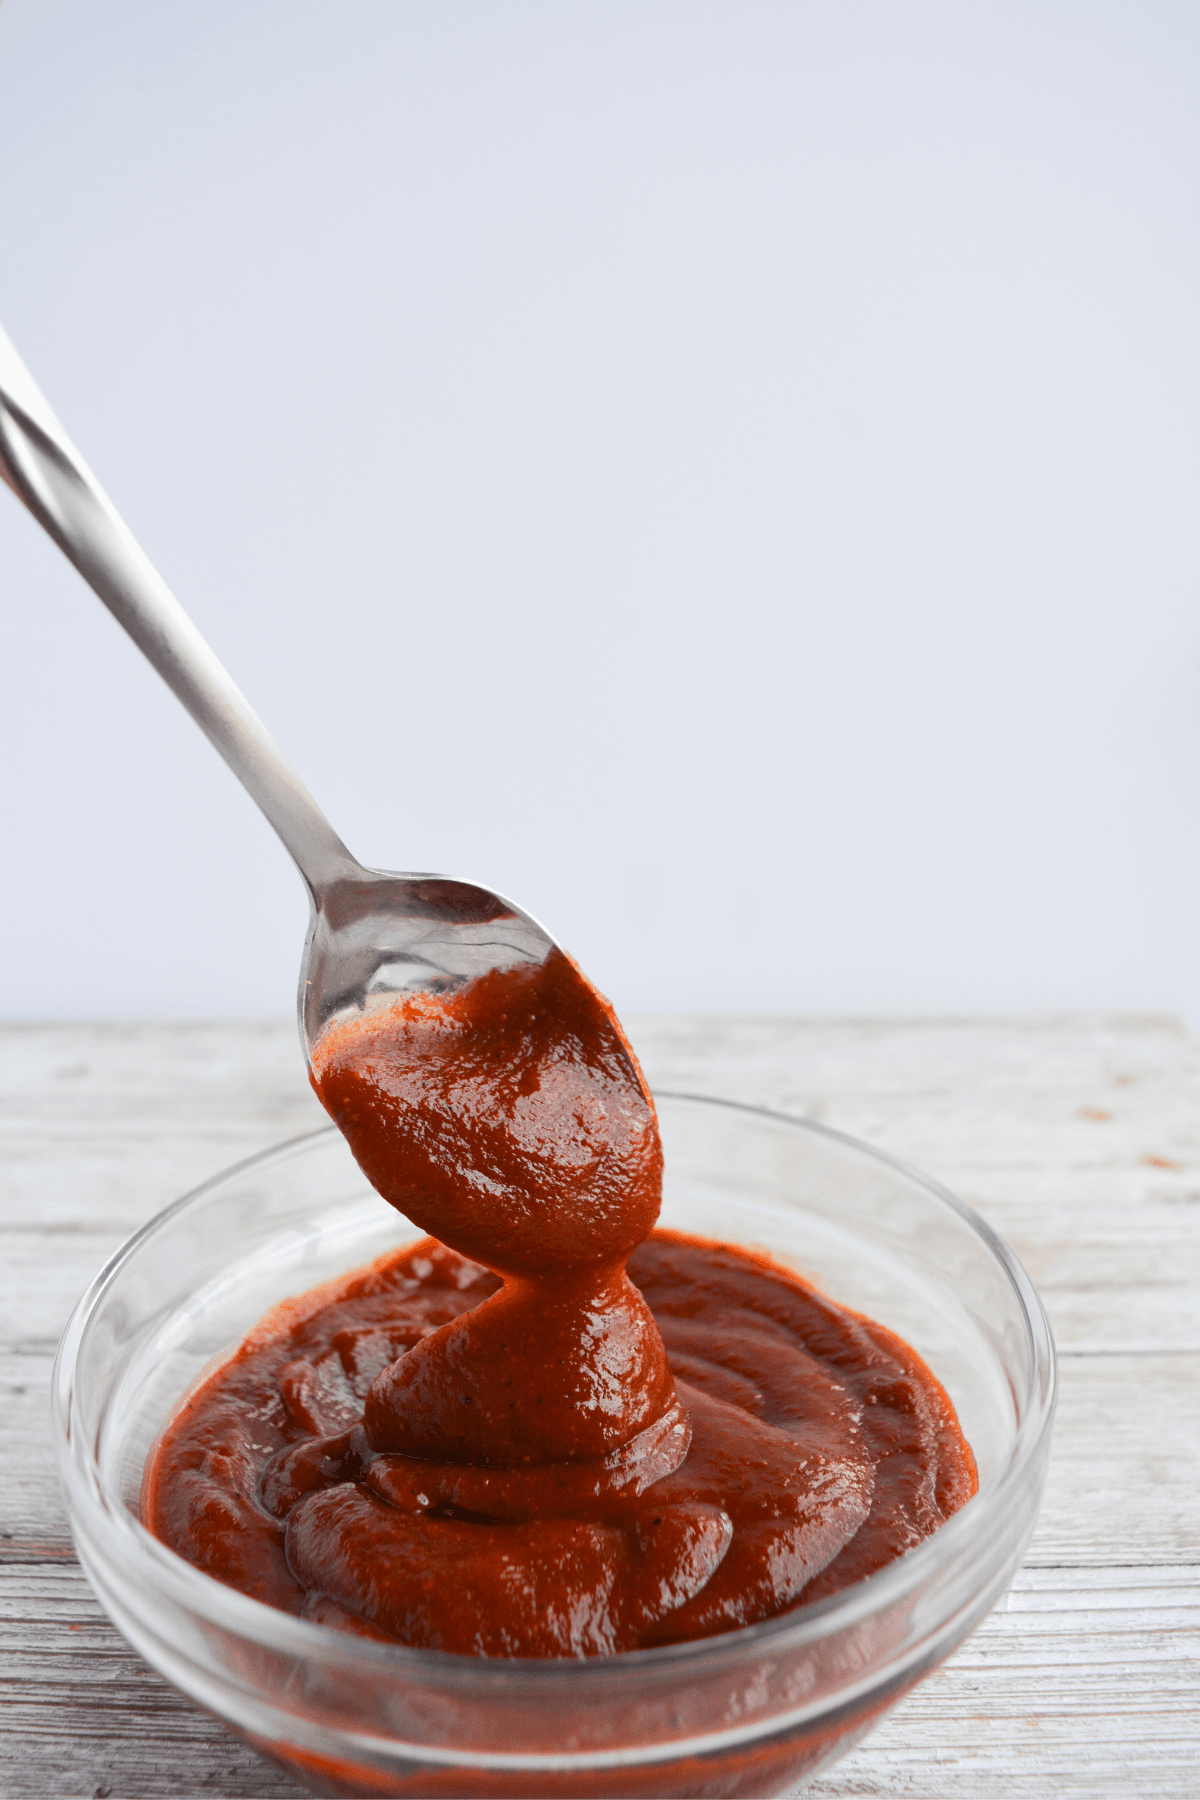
[0,1021,326,1241]
[1031,1354,1200,1566]
[0,1348,73,1559]
[0,1571,308,1799]
[634,1013,1200,1200]
[815,1569,1200,1799]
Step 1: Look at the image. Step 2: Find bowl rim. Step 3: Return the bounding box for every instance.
[52,1091,1057,1687]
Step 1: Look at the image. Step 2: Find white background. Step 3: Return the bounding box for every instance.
[1,1,1197,1026]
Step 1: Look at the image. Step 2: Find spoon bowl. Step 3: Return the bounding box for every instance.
[300,869,555,1059]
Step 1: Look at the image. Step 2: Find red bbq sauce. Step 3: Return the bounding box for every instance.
[144,949,976,1655]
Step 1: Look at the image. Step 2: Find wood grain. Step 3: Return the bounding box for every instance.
[2,1015,1198,1797]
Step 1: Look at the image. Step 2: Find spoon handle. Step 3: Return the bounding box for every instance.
[0,322,357,898]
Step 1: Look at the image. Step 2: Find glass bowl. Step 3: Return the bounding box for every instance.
[53,1094,1055,1798]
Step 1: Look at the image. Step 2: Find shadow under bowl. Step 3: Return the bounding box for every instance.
[53,1094,1055,1798]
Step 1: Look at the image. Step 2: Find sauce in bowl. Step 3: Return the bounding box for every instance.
[144,951,975,1653]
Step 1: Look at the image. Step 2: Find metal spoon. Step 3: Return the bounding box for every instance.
[0,322,555,1062]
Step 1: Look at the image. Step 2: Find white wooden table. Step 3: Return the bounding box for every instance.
[3,1016,1198,1797]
